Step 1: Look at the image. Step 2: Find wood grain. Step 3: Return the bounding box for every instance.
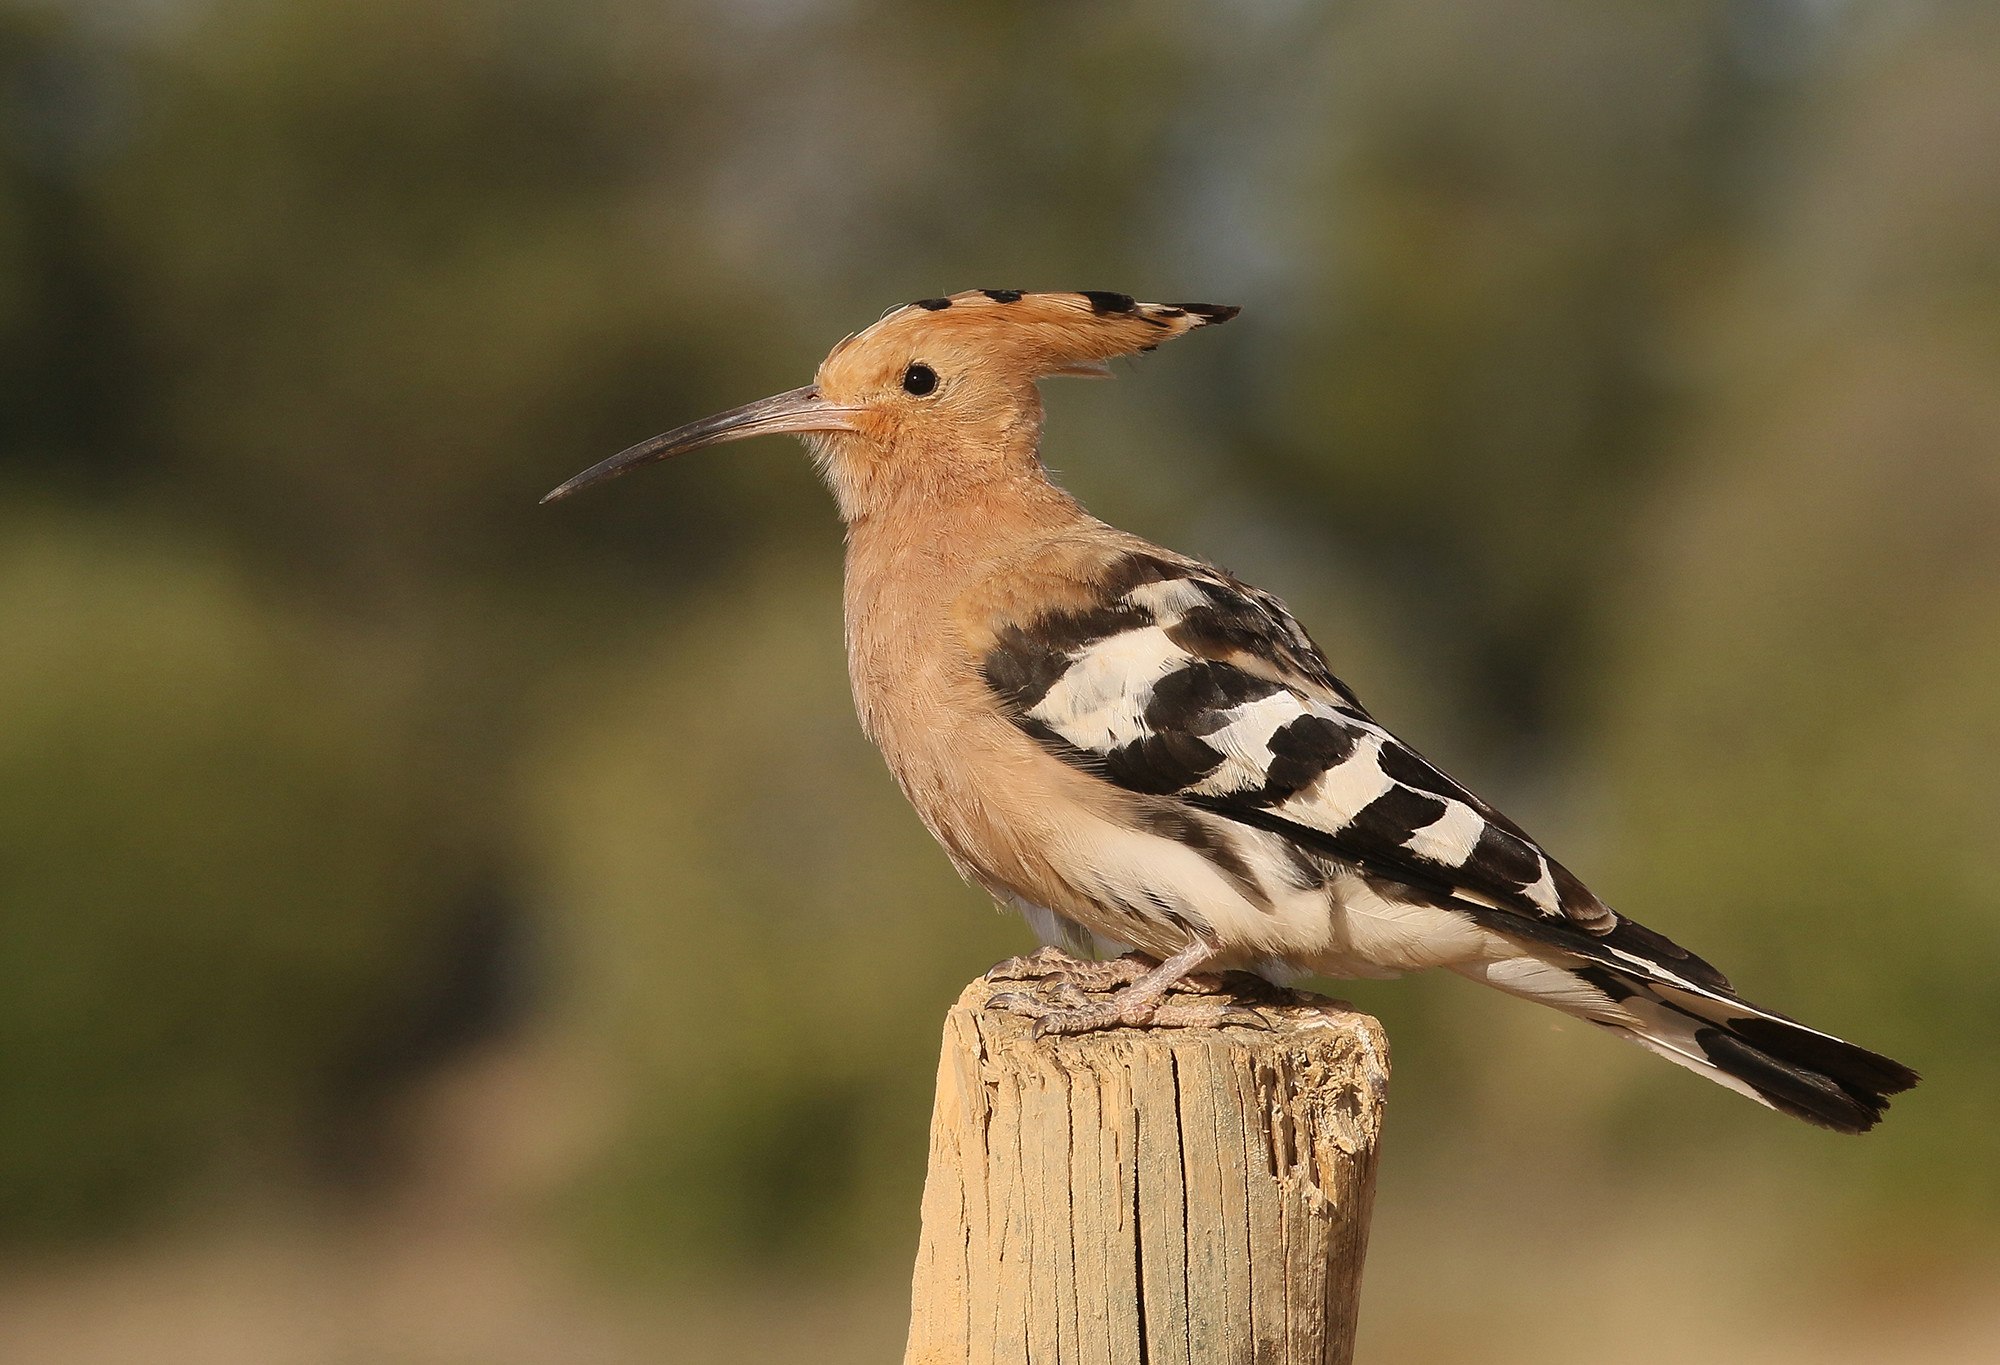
[905,973,1388,1365]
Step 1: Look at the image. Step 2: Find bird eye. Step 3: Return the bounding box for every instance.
[902,363,938,396]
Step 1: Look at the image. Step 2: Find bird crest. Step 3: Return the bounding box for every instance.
[827,289,1239,380]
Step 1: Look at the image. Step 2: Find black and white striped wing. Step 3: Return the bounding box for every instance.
[981,554,1612,933]
[977,551,1924,1131]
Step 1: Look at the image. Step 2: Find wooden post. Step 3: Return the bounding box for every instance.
[904,969,1389,1365]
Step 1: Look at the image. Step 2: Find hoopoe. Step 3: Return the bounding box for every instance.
[545,289,1918,1132]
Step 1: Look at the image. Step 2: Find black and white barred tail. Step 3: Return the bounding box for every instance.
[1459,910,1919,1133]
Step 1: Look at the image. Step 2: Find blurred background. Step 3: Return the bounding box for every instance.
[2,0,1996,1360]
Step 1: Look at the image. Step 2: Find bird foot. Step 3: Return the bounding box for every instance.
[988,988,1271,1037]
[984,944,1091,983]
[984,940,1232,992]
[984,947,1274,1036]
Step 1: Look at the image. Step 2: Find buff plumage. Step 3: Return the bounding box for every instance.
[546,289,1918,1132]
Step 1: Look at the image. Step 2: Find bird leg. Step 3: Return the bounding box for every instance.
[986,940,1269,1036]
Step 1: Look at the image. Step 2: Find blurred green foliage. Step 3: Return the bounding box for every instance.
[2,0,1995,1291]
[0,513,436,1232]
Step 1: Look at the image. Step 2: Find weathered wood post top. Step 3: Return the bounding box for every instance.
[905,963,1389,1365]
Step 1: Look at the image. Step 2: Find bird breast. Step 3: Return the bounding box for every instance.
[838,507,1153,933]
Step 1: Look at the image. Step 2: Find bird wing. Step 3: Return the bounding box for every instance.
[979,550,1614,933]
[977,547,1918,1133]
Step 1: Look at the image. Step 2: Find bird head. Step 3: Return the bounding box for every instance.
[540,289,1237,519]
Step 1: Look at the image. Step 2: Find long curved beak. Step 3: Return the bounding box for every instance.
[541,385,861,504]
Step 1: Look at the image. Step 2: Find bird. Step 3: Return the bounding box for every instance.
[543,288,1918,1133]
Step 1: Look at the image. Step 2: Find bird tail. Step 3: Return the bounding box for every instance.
[1453,913,1919,1133]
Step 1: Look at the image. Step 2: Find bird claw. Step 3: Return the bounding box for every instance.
[983,943,1278,1035]
[1029,1008,1113,1039]
[987,981,1274,1037]
[984,946,1154,992]
[986,981,1089,1017]
[987,980,1150,1036]
[1211,971,1309,1008]
[983,989,1040,1016]
[1151,999,1273,1031]
[1018,997,1272,1037]
[1025,999,1153,1038]
[1217,1004,1275,1030]
[984,946,1084,984]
